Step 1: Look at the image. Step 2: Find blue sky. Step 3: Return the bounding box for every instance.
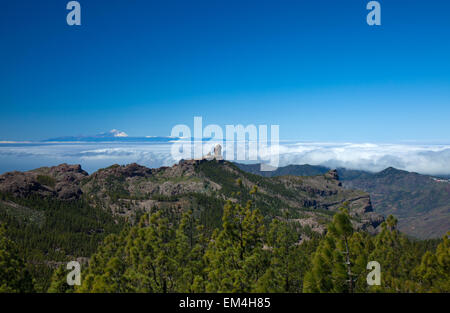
[1,0,450,141]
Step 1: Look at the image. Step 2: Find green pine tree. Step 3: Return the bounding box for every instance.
[47,265,74,293]
[303,209,366,293]
[205,199,266,292]
[256,217,306,292]
[414,232,449,292]
[0,224,34,293]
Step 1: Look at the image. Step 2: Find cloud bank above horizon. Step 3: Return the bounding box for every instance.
[0,141,449,176]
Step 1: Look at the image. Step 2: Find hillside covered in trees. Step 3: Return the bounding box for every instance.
[0,160,448,292]
[236,163,450,239]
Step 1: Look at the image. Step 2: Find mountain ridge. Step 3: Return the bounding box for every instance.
[0,160,384,234]
[235,163,450,239]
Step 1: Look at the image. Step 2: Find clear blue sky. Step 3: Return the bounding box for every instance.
[1,0,449,141]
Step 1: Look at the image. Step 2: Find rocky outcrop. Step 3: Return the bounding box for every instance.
[0,164,88,200]
[325,169,339,180]
[234,163,384,233]
[0,160,385,234]
[89,163,153,180]
[0,171,53,198]
[341,167,450,239]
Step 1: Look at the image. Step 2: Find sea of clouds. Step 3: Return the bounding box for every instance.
[0,141,449,176]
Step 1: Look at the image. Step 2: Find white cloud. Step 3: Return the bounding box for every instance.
[271,142,450,175]
[0,141,449,175]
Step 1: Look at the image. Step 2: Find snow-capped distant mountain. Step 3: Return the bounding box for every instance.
[44,129,215,143]
[44,130,177,143]
[101,129,129,138]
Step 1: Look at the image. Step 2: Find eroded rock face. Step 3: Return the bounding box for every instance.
[0,160,385,234]
[0,171,53,198]
[222,163,385,233]
[325,169,339,180]
[348,197,385,234]
[89,163,153,180]
[0,164,88,200]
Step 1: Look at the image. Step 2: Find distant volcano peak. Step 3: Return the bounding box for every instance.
[101,129,128,138]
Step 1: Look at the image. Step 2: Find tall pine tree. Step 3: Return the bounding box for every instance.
[205,199,266,292]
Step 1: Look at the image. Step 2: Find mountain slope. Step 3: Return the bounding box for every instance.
[0,160,385,237]
[235,163,330,177]
[0,160,380,231]
[235,163,450,239]
[79,160,383,232]
[0,160,387,290]
[341,167,450,239]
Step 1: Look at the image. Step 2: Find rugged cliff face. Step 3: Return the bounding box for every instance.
[236,163,450,239]
[0,164,88,200]
[341,167,450,239]
[0,160,384,235]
